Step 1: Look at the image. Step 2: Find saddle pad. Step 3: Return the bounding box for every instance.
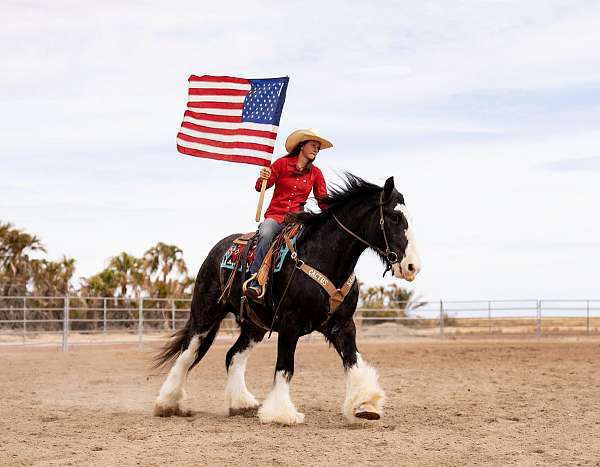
[220,227,302,273]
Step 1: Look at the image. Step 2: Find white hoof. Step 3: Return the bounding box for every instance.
[154,383,188,417]
[354,402,382,420]
[226,383,259,406]
[343,355,385,422]
[258,371,304,425]
[258,405,304,425]
[227,392,260,416]
[153,398,191,417]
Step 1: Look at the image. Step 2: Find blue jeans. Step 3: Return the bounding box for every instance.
[250,219,284,275]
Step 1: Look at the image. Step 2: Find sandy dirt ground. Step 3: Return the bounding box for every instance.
[1,337,599,466]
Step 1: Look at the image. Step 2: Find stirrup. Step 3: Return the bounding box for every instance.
[242,274,266,300]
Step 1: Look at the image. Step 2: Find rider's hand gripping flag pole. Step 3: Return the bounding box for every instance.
[255,179,268,222]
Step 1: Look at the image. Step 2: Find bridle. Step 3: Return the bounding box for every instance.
[331,190,400,276]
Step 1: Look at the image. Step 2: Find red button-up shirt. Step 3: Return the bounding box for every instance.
[255,155,328,223]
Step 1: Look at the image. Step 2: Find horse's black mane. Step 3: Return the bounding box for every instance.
[291,173,382,225]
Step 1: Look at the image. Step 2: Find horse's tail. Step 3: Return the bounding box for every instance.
[153,319,192,369]
[153,315,222,370]
[189,321,220,370]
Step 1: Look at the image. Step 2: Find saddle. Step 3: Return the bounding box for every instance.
[219,223,303,297]
[221,225,301,282]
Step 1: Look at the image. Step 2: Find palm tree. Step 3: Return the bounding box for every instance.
[28,256,76,329]
[31,256,76,296]
[79,267,123,331]
[0,221,47,296]
[144,242,188,283]
[143,242,188,298]
[80,269,119,298]
[142,242,189,329]
[362,286,385,308]
[179,274,195,297]
[108,252,144,298]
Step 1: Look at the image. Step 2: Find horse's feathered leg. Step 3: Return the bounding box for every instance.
[153,251,228,417]
[324,319,385,422]
[225,322,266,416]
[258,322,304,425]
[153,332,204,417]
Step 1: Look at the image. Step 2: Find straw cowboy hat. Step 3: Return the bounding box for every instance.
[285,128,333,153]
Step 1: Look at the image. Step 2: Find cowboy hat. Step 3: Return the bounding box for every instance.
[285,128,333,153]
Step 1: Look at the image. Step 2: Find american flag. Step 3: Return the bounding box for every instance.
[176,75,289,167]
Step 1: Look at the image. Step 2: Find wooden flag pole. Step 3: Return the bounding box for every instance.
[255,179,268,222]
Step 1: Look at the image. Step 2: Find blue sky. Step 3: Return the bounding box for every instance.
[1,0,600,300]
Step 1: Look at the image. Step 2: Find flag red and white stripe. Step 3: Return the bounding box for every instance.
[176,75,287,167]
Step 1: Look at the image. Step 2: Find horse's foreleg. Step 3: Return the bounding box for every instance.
[258,326,304,425]
[225,324,266,416]
[325,320,385,422]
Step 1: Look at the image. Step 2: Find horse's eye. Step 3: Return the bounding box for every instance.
[390,214,400,224]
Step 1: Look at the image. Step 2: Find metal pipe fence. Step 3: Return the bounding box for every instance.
[0,296,598,350]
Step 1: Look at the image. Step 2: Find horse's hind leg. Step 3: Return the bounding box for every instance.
[154,333,201,417]
[225,322,266,416]
[154,324,219,417]
[154,286,224,416]
[324,319,385,422]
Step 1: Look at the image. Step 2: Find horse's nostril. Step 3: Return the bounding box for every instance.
[408,263,414,272]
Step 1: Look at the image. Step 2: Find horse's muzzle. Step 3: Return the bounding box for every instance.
[393,260,420,282]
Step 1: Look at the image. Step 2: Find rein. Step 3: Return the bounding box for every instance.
[332,190,399,276]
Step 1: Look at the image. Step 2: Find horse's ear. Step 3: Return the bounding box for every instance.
[383,176,395,199]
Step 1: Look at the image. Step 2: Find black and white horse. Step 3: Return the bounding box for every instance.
[153,175,421,424]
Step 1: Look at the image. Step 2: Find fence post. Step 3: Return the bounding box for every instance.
[439,300,445,338]
[171,300,176,331]
[488,300,492,334]
[103,298,107,335]
[536,300,542,337]
[586,300,590,334]
[138,298,144,348]
[62,295,70,352]
[22,297,27,344]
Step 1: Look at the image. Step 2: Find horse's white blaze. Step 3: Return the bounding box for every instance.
[394,203,421,281]
[154,334,203,413]
[343,353,385,422]
[258,371,304,425]
[225,342,259,410]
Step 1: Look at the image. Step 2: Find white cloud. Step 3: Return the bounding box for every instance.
[540,156,600,172]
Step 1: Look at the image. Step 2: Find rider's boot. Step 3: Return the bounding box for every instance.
[243,274,264,301]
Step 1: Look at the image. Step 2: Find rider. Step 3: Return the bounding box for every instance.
[246,128,332,299]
